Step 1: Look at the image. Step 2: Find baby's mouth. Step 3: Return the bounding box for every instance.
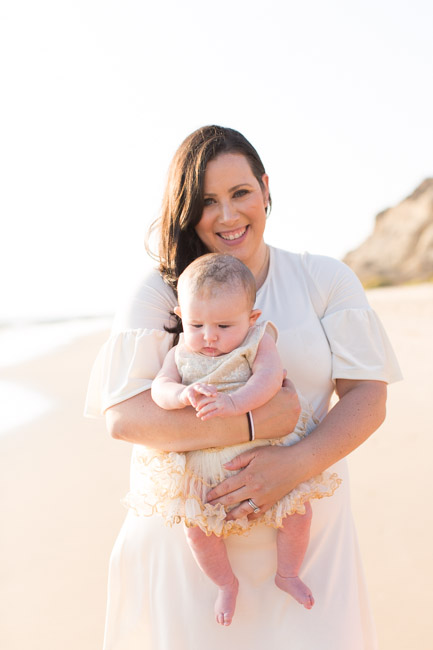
[201,347,219,356]
[217,226,248,241]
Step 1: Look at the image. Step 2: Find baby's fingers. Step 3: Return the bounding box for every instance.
[195,395,217,409]
[196,402,220,420]
[192,383,218,397]
[180,386,197,408]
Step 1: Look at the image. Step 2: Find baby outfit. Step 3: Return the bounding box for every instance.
[123,321,341,536]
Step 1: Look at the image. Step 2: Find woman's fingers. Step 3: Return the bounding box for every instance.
[208,445,304,520]
[206,451,257,506]
[207,460,250,506]
[225,499,258,521]
[222,450,255,472]
[225,499,273,521]
[207,451,255,500]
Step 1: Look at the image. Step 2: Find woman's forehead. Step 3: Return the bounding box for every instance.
[203,153,256,191]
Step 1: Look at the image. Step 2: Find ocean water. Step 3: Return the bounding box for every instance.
[0,317,111,435]
[0,317,112,368]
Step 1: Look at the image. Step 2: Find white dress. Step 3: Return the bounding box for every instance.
[123,321,341,537]
[85,247,402,650]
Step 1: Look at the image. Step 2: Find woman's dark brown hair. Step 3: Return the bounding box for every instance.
[146,125,271,292]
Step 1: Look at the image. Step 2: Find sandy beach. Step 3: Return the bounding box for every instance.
[1,284,432,650]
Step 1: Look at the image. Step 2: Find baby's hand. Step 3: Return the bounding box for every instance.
[195,393,237,421]
[179,383,217,409]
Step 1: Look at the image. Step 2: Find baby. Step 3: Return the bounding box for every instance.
[124,254,341,626]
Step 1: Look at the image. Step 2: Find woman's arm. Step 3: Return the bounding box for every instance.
[206,378,387,519]
[105,379,301,451]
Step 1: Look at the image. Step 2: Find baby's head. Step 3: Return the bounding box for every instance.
[175,254,261,356]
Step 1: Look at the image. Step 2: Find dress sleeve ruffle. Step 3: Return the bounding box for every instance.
[84,328,174,417]
[321,307,403,383]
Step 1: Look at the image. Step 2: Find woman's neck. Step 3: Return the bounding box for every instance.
[252,244,270,290]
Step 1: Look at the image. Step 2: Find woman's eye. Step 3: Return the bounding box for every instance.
[233,189,248,198]
[203,198,215,206]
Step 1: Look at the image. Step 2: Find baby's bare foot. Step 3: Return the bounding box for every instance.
[275,573,315,609]
[214,577,239,626]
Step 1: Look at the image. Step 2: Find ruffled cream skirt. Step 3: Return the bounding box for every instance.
[123,409,341,537]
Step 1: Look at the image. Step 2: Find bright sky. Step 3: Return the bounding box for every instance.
[1,0,432,322]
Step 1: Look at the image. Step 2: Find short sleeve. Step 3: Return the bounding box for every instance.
[84,328,174,417]
[84,268,177,417]
[302,253,403,384]
[321,309,402,382]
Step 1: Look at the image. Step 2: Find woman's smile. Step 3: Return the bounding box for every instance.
[217,225,249,242]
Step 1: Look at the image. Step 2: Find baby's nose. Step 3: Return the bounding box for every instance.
[204,328,217,342]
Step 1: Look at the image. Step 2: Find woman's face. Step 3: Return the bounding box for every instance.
[195,153,269,278]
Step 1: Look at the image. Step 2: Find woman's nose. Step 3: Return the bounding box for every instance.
[220,201,237,223]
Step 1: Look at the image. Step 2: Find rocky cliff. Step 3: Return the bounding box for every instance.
[343,178,433,287]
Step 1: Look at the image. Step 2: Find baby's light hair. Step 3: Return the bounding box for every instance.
[177,254,256,308]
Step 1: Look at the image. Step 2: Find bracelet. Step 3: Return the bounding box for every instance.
[247,411,255,441]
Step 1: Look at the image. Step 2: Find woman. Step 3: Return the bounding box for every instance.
[85,125,402,649]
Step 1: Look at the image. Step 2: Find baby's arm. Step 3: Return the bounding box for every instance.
[151,347,218,410]
[196,333,284,421]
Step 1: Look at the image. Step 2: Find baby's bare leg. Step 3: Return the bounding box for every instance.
[275,501,314,609]
[185,526,239,626]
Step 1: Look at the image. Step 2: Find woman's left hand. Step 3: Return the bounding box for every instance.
[206,444,302,521]
[206,379,388,521]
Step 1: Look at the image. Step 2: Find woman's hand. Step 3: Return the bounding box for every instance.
[206,379,388,520]
[206,444,303,521]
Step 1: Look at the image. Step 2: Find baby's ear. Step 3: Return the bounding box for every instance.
[249,309,261,325]
[174,305,182,318]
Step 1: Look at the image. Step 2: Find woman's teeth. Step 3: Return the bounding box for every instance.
[219,227,247,241]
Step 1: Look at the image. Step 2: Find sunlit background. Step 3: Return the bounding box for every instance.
[2,0,432,323]
[2,4,433,649]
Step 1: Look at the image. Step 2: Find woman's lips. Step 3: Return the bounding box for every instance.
[217,225,248,242]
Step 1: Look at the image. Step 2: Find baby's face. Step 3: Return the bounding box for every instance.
[176,288,259,357]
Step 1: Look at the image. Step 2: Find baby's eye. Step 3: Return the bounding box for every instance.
[191,324,202,329]
[218,325,230,329]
